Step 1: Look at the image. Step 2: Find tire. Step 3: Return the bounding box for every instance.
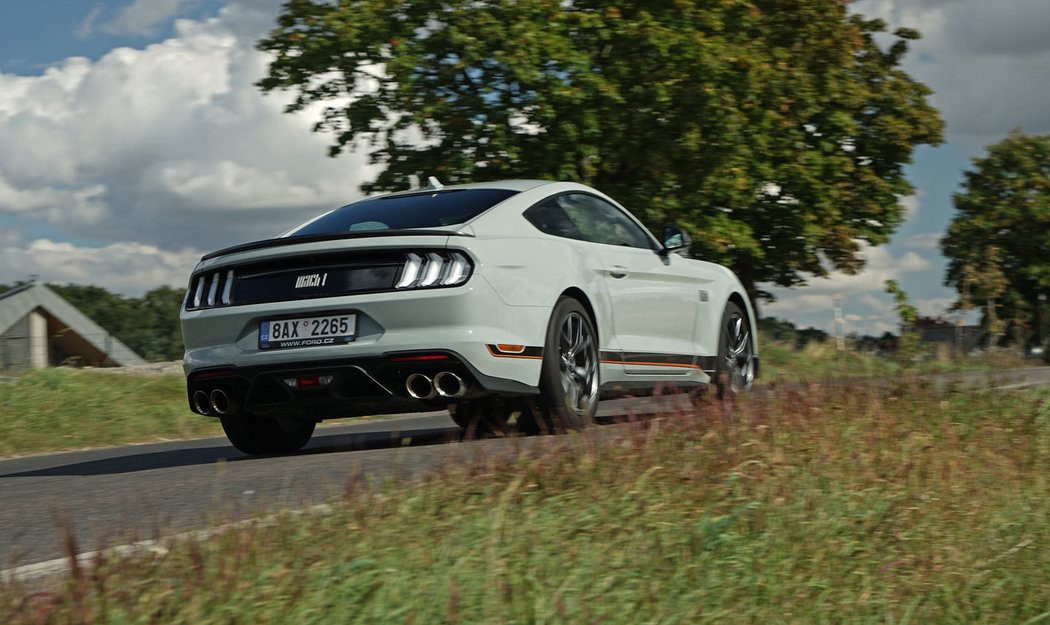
[537,297,600,431]
[449,397,526,437]
[716,300,756,399]
[449,400,491,436]
[220,412,316,455]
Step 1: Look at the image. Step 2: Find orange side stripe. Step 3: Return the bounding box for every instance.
[600,360,700,369]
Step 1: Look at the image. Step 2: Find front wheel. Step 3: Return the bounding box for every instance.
[220,412,316,455]
[717,301,755,399]
[537,297,600,431]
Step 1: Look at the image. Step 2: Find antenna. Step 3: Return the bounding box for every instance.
[425,176,444,190]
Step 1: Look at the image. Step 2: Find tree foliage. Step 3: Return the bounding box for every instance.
[884,278,921,359]
[884,279,917,328]
[258,0,943,301]
[942,130,1050,348]
[757,316,828,349]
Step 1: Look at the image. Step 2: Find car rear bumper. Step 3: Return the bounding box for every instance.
[185,349,540,421]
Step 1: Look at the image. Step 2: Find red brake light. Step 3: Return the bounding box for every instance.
[389,354,450,363]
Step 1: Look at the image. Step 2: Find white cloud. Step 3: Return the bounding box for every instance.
[103,0,194,36]
[852,0,1050,148]
[900,193,920,221]
[0,174,106,220]
[75,5,107,39]
[155,160,351,210]
[0,0,377,254]
[914,297,955,318]
[0,233,202,296]
[899,232,942,250]
[763,242,934,335]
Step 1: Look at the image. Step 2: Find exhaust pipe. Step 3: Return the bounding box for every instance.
[405,373,437,400]
[210,388,235,415]
[434,371,468,398]
[192,390,212,415]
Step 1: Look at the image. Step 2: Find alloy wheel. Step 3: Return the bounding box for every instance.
[558,311,599,417]
[723,312,755,392]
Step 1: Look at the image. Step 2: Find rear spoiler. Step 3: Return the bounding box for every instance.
[201,229,474,261]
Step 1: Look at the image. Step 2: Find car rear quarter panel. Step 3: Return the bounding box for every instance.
[467,200,615,351]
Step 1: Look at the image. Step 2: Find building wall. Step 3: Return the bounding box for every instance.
[29,310,47,369]
[0,314,31,372]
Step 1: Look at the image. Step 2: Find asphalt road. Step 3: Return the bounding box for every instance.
[2,366,1048,571]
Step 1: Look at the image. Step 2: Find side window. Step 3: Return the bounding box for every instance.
[525,194,654,249]
[523,198,585,241]
[557,194,655,249]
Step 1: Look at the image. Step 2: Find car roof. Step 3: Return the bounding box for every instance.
[378,179,556,197]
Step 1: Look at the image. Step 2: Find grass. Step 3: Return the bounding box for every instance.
[758,340,899,380]
[0,341,1038,457]
[0,368,221,457]
[3,380,1048,623]
[758,338,1035,382]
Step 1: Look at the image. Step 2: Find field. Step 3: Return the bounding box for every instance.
[2,371,1049,623]
[0,342,1033,458]
[0,367,222,458]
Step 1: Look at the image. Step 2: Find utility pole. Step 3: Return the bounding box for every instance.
[833,292,845,351]
[1039,292,1048,355]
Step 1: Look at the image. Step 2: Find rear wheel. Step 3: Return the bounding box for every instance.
[449,397,529,437]
[537,297,600,431]
[716,301,755,399]
[220,412,316,455]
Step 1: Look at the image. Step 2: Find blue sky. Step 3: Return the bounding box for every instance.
[1,0,1048,336]
[0,1,225,72]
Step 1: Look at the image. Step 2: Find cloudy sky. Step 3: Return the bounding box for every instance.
[1,0,1048,336]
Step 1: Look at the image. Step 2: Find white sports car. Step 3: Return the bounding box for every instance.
[181,180,758,454]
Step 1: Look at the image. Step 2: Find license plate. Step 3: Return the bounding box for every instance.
[259,314,356,349]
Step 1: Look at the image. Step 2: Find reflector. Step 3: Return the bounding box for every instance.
[389,354,449,362]
[283,375,334,388]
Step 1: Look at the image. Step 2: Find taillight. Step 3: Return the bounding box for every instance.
[186,269,234,310]
[395,251,472,289]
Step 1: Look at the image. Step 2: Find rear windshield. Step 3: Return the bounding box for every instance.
[286,188,519,237]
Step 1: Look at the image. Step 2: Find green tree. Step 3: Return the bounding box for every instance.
[134,286,188,361]
[942,130,1050,349]
[49,284,133,339]
[258,0,942,304]
[884,279,917,327]
[885,279,921,360]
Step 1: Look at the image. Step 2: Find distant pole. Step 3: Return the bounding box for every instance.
[1039,292,1047,351]
[833,293,845,351]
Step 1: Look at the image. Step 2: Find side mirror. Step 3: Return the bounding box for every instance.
[661,225,692,255]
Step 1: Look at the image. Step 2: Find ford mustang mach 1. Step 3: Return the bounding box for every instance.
[180,180,758,454]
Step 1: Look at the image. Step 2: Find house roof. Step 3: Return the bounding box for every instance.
[0,283,146,366]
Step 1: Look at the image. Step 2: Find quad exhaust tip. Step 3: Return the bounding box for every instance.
[192,390,212,415]
[433,371,468,398]
[405,373,437,400]
[406,371,469,399]
[209,388,234,415]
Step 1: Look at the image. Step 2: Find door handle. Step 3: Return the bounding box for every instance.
[609,265,628,279]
